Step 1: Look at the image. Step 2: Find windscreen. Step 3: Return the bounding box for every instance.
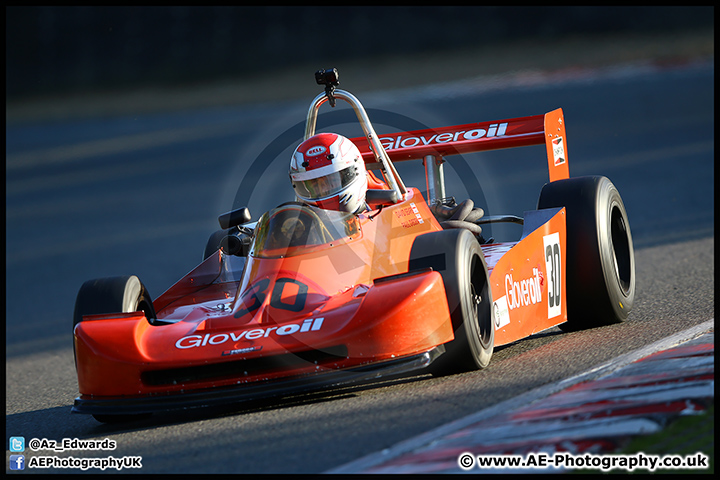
[251,204,360,258]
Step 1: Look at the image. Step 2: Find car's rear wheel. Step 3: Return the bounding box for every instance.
[409,228,494,373]
[538,175,635,331]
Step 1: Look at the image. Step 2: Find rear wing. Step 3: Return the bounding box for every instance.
[303,78,569,204]
[350,108,569,184]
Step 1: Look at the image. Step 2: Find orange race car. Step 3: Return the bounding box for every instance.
[72,69,635,423]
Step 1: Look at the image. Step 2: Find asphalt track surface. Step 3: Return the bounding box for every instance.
[5,55,714,473]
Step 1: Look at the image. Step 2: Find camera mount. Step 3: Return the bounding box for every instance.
[315,68,340,107]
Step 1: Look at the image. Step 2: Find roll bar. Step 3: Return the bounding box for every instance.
[304,85,406,203]
[305,69,569,209]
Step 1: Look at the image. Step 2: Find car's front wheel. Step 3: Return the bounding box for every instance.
[73,275,156,330]
[409,228,494,373]
[73,275,156,423]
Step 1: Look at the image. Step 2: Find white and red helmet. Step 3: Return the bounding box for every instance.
[290,133,368,213]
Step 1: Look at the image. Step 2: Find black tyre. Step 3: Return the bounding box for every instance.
[409,228,494,372]
[538,176,635,330]
[73,275,157,365]
[73,276,156,424]
[73,275,156,330]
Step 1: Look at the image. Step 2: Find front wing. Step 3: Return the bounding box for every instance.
[72,347,444,416]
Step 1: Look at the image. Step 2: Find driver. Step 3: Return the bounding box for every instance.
[289,133,368,214]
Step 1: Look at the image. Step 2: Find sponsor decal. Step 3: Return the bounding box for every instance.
[543,232,562,318]
[505,268,544,311]
[552,136,566,166]
[379,123,508,151]
[175,317,325,349]
[493,295,510,330]
[223,345,262,357]
[306,145,327,157]
[394,202,425,228]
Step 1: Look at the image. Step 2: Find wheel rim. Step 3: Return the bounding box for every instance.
[470,254,491,348]
[610,204,632,295]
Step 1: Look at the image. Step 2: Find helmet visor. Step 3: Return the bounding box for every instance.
[293,165,359,200]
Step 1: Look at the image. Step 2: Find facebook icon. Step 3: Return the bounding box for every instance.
[9,454,25,470]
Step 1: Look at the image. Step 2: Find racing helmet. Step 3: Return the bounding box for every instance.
[290,133,368,213]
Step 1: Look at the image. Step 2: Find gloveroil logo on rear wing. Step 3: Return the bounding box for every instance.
[351,108,569,183]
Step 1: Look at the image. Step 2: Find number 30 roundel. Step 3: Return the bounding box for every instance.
[543,232,562,319]
[234,276,314,320]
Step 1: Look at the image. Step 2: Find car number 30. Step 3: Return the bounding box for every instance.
[234,277,309,319]
[543,232,562,319]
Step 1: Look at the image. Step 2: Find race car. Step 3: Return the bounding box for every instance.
[72,68,635,422]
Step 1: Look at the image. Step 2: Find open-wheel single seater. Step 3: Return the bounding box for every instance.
[73,68,635,423]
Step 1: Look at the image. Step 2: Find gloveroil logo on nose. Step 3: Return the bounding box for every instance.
[175,317,324,349]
